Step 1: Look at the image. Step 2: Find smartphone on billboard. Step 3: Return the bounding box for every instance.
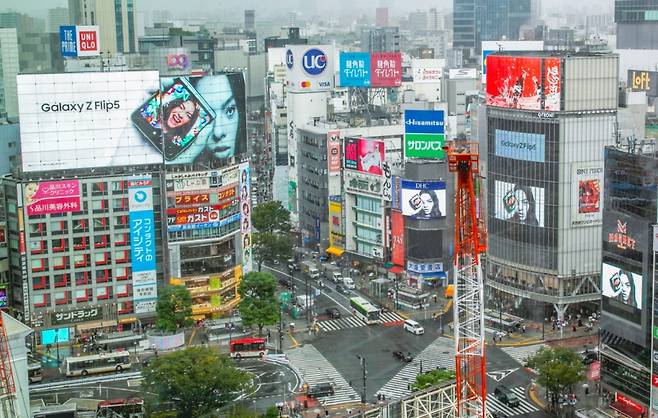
[131,77,215,161]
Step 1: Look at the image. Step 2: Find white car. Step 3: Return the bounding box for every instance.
[342,277,356,289]
[403,319,425,335]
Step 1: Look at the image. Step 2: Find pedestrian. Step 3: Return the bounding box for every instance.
[552,322,556,331]
[434,295,438,304]
[325,409,329,417]
[522,324,526,334]
[572,324,577,332]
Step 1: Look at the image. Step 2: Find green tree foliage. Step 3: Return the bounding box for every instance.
[252,201,291,233]
[141,347,252,418]
[155,285,193,333]
[252,232,294,271]
[412,369,456,391]
[525,346,585,409]
[238,272,279,335]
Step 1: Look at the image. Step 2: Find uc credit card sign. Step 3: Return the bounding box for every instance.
[339,52,371,87]
[404,110,446,159]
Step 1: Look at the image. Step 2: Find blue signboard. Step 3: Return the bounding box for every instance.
[60,26,77,57]
[494,129,545,162]
[339,52,371,87]
[41,328,70,345]
[404,110,445,134]
[128,179,157,274]
[167,213,240,232]
[482,50,494,80]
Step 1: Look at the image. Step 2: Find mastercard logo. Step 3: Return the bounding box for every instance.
[301,81,311,88]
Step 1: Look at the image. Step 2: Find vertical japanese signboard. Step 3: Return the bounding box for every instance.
[390,211,405,266]
[327,130,342,173]
[240,163,253,274]
[129,177,157,314]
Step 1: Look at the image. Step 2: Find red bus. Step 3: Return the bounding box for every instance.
[229,337,268,359]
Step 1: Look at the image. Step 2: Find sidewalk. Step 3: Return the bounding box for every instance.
[528,378,616,417]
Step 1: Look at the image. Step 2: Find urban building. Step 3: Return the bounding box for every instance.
[0,123,19,175]
[0,12,45,35]
[361,27,401,53]
[442,69,479,138]
[376,7,389,27]
[599,146,655,417]
[0,28,19,121]
[615,0,658,49]
[18,32,64,74]
[264,27,308,51]
[47,7,70,33]
[408,11,429,36]
[244,10,255,36]
[484,51,619,324]
[453,0,477,60]
[68,0,138,54]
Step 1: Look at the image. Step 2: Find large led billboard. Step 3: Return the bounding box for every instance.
[400,180,447,219]
[494,129,545,162]
[571,164,603,227]
[543,58,561,111]
[602,262,642,309]
[344,138,385,176]
[17,72,247,172]
[486,56,543,110]
[390,210,404,266]
[285,45,335,92]
[24,180,81,217]
[494,180,545,227]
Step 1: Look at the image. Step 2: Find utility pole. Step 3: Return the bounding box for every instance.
[357,355,367,404]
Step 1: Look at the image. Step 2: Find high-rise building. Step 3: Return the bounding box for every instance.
[408,11,428,35]
[453,0,477,55]
[361,27,400,52]
[244,10,255,35]
[0,12,45,35]
[47,7,70,33]
[429,8,443,31]
[615,0,658,49]
[0,28,19,121]
[68,0,138,54]
[484,51,619,328]
[18,33,64,74]
[376,7,389,27]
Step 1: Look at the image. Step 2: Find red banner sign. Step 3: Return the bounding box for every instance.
[616,393,644,412]
[587,361,600,381]
[370,52,401,87]
[391,211,405,266]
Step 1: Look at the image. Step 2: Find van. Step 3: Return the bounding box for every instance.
[342,277,355,289]
[308,268,320,279]
[307,382,335,398]
[403,319,425,335]
[331,272,342,283]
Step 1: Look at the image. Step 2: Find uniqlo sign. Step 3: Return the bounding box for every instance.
[59,25,100,57]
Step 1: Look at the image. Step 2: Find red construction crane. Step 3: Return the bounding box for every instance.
[444,142,487,418]
[0,313,17,417]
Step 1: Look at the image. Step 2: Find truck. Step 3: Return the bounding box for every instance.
[324,264,341,282]
[301,260,316,274]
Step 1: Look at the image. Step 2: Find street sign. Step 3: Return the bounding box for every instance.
[404,110,446,159]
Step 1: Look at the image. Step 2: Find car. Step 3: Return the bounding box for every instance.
[288,263,299,272]
[580,350,598,365]
[278,277,296,290]
[326,307,341,319]
[491,412,509,418]
[307,382,335,398]
[335,284,350,295]
[403,319,425,335]
[494,386,520,407]
[341,277,356,289]
[393,351,413,362]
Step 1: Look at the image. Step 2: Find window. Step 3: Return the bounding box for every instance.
[116,284,130,297]
[114,250,129,263]
[118,301,133,315]
[32,276,48,290]
[49,220,68,234]
[73,219,87,232]
[94,235,108,248]
[75,288,92,303]
[112,197,128,210]
[93,217,109,230]
[94,252,109,265]
[115,215,129,226]
[29,223,46,234]
[73,236,87,250]
[92,182,106,195]
[96,286,111,300]
[115,267,130,281]
[31,258,46,272]
[95,269,110,283]
[74,254,88,268]
[51,238,67,252]
[30,240,45,254]
[114,232,128,245]
[75,271,90,285]
[53,274,69,288]
[54,291,71,305]
[92,199,108,212]
[111,180,126,192]
[33,294,48,308]
[53,256,67,270]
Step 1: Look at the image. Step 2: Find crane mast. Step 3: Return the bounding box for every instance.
[444,142,487,418]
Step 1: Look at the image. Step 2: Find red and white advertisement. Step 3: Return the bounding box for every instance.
[168,210,220,226]
[615,393,644,413]
[370,52,402,87]
[24,180,81,217]
[486,56,543,110]
[356,139,385,176]
[587,361,600,381]
[391,211,405,266]
[0,223,5,248]
[543,57,561,111]
[327,130,341,173]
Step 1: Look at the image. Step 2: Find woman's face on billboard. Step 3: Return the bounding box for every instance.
[514,189,529,222]
[195,75,239,160]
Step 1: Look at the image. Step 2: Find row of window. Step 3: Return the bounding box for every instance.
[29,216,131,235]
[30,233,129,255]
[33,291,134,313]
[31,249,132,272]
[32,267,132,290]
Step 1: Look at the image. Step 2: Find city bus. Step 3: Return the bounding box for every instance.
[349,297,381,324]
[63,351,132,377]
[28,362,42,384]
[229,337,268,359]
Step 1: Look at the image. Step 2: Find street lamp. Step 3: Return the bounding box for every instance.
[357,355,367,404]
[55,332,61,365]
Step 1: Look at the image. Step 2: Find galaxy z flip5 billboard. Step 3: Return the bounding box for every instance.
[17,71,247,172]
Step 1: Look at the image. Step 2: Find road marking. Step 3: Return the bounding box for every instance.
[486,386,538,416]
[486,368,518,382]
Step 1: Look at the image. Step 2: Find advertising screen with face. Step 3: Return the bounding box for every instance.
[602,262,642,309]
[356,139,385,176]
[486,56,543,110]
[571,164,603,227]
[494,180,545,227]
[400,180,447,220]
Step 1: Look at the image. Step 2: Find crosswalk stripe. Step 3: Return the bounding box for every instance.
[316,311,405,333]
[484,386,538,416]
[500,344,546,365]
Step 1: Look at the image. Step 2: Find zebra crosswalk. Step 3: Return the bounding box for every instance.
[317,311,405,332]
[377,336,455,400]
[500,344,547,366]
[486,386,539,416]
[287,344,359,406]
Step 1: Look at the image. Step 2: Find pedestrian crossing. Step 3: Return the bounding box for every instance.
[500,344,547,366]
[287,344,359,406]
[377,336,455,400]
[486,386,539,416]
[316,311,405,332]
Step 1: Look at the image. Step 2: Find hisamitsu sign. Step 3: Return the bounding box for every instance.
[404,110,446,159]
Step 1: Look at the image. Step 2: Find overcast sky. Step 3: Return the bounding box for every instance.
[2,0,613,21]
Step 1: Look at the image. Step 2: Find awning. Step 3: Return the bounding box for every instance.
[609,401,645,418]
[326,247,345,256]
[383,262,394,268]
[76,320,118,331]
[389,265,404,274]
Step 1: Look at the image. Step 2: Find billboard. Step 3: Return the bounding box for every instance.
[494,180,545,227]
[60,25,100,57]
[339,52,371,87]
[449,68,477,79]
[571,164,603,227]
[327,130,341,173]
[285,45,335,92]
[344,138,385,175]
[628,70,658,97]
[24,180,81,217]
[400,180,447,219]
[0,285,7,309]
[370,52,402,87]
[494,129,545,162]
[239,163,253,274]
[486,56,543,110]
[543,58,561,111]
[128,177,157,314]
[390,211,405,266]
[481,40,544,83]
[328,199,344,251]
[411,59,442,83]
[404,110,446,159]
[602,262,643,309]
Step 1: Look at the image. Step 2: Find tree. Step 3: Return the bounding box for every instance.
[252,232,294,271]
[155,285,193,333]
[412,369,456,391]
[141,347,252,418]
[525,346,585,409]
[252,201,290,233]
[238,272,279,335]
